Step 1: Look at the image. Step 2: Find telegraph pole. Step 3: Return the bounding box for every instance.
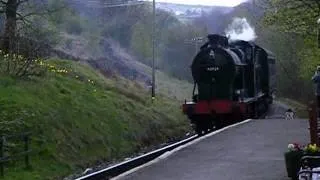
[152,0,156,102]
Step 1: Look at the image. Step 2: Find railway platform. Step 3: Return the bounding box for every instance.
[115,103,309,180]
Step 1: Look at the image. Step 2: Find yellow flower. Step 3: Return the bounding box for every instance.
[306,144,319,153]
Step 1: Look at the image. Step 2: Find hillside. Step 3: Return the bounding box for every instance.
[55,34,193,101]
[0,59,191,180]
[156,2,233,22]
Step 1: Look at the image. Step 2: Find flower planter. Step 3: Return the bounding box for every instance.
[301,152,320,168]
[284,151,303,179]
[285,143,320,179]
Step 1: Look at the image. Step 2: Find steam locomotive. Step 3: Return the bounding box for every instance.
[182,34,276,135]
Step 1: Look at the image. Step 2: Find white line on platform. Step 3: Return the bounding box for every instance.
[111,119,253,180]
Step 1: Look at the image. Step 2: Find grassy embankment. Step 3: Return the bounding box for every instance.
[0,59,191,180]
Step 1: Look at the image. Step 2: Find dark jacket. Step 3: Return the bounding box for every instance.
[312,72,320,95]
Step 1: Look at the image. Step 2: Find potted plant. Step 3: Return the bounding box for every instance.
[285,143,320,180]
[301,144,320,170]
[285,143,303,179]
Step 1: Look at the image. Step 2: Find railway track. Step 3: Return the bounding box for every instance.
[74,117,259,180]
[74,134,198,180]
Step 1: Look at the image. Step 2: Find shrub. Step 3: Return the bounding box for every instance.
[0,52,46,78]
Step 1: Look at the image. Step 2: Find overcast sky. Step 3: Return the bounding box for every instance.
[150,0,248,7]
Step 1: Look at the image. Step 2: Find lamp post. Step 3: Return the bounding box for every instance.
[152,0,156,102]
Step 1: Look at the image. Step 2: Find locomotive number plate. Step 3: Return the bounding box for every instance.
[207,67,220,71]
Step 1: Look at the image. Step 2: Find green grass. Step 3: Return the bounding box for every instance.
[127,58,194,102]
[156,71,193,102]
[0,59,191,180]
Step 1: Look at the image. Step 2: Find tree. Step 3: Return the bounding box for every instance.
[1,0,20,52]
[264,0,320,35]
[262,0,320,101]
[0,0,66,52]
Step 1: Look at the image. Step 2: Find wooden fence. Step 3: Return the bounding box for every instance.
[0,132,32,177]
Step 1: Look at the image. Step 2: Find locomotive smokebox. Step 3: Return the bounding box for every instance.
[207,34,228,47]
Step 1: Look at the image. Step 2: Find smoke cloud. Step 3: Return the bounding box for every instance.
[225,17,257,41]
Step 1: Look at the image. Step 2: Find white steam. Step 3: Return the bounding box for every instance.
[225,17,257,41]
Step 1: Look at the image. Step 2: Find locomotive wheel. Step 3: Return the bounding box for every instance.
[207,120,214,132]
[233,107,243,123]
[215,118,224,129]
[195,126,203,135]
[194,120,205,135]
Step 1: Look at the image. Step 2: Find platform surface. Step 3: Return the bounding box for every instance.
[118,103,309,180]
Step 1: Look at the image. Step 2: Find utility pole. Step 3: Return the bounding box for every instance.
[152,0,156,102]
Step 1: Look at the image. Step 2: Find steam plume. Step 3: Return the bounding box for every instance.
[225,17,257,41]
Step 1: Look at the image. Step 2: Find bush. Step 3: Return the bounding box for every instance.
[0,52,46,78]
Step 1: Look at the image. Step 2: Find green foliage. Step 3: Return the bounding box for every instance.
[298,36,320,80]
[262,0,320,101]
[95,3,207,80]
[263,0,319,35]
[131,22,152,63]
[0,53,46,78]
[46,0,70,26]
[0,59,190,179]
[127,8,207,80]
[210,0,319,102]
[0,98,29,134]
[159,23,206,80]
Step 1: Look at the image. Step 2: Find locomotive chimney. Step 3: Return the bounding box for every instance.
[208,34,228,47]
